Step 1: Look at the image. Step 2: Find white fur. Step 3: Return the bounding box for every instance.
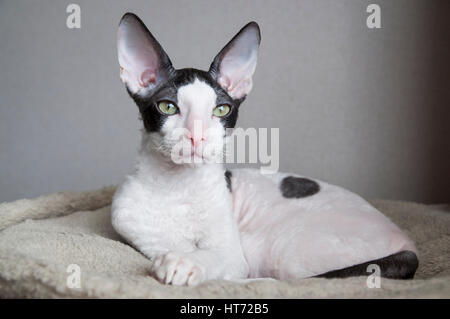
[112,150,249,285]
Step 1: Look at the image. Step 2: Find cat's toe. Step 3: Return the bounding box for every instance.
[186,266,203,286]
[150,255,171,284]
[172,262,204,286]
[150,252,204,286]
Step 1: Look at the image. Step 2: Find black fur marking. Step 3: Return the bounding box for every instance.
[225,170,232,192]
[129,85,175,132]
[129,68,244,132]
[280,176,320,199]
[316,250,419,279]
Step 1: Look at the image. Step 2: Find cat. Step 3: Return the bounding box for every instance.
[111,13,418,286]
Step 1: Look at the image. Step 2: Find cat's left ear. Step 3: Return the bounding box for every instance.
[209,22,261,100]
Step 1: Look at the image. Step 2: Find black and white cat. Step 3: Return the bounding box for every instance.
[111,13,418,286]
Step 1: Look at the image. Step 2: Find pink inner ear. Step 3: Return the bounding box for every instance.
[218,50,257,99]
[218,76,231,91]
[117,18,160,94]
[140,69,157,87]
[216,27,259,99]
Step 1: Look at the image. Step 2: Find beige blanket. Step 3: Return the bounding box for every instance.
[0,186,449,298]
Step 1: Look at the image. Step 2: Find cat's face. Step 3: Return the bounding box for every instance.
[117,13,260,165]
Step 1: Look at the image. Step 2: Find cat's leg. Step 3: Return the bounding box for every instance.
[146,213,249,285]
[113,209,248,286]
[150,245,249,286]
[149,252,205,286]
[113,220,248,286]
[112,179,249,286]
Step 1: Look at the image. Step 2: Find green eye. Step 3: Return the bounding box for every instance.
[213,104,231,117]
[157,101,178,115]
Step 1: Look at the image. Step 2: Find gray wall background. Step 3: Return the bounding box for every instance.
[0,0,449,203]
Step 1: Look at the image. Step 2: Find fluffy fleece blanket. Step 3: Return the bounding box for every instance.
[0,186,449,298]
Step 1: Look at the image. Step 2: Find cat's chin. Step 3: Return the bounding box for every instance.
[161,151,221,168]
[171,155,218,167]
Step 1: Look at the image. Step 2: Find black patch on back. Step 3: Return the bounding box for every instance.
[280,176,320,199]
[128,68,244,132]
[225,170,232,192]
[316,250,419,280]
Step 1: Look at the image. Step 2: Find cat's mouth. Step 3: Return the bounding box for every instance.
[185,144,209,163]
[191,144,204,157]
[150,131,223,165]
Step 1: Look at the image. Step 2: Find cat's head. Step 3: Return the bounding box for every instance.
[117,13,260,165]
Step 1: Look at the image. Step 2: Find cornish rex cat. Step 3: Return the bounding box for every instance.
[111,13,418,286]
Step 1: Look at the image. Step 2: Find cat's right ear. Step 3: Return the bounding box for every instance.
[209,22,261,100]
[117,13,174,95]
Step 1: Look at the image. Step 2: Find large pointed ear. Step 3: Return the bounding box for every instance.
[117,13,174,95]
[209,22,261,100]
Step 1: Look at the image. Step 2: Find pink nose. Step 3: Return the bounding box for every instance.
[190,137,204,147]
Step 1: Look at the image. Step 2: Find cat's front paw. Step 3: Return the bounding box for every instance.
[150,252,205,286]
